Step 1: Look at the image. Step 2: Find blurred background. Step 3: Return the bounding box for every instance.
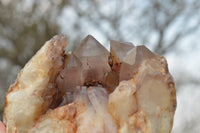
[0,0,200,132]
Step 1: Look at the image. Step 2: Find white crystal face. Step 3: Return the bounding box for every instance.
[119,45,156,81]
[4,34,176,133]
[123,45,155,65]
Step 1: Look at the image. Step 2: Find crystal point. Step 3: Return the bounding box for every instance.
[74,35,111,85]
[120,45,156,81]
[56,53,82,93]
[123,45,155,65]
[66,53,82,68]
[74,35,109,57]
[110,40,135,64]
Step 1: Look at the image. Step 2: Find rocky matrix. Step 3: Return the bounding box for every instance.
[4,35,176,133]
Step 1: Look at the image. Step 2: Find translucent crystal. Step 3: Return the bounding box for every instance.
[74,87,117,133]
[66,52,82,68]
[123,45,155,65]
[119,45,156,81]
[110,40,135,64]
[56,53,82,93]
[103,41,135,89]
[74,35,111,85]
[74,35,109,57]
[87,87,118,133]
[104,71,119,92]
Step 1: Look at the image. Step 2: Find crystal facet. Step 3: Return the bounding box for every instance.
[119,45,156,81]
[104,71,119,92]
[123,45,155,65]
[110,40,135,64]
[56,53,82,93]
[74,35,111,85]
[135,56,176,133]
[74,35,109,57]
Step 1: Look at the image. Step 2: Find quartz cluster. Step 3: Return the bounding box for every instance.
[4,35,176,133]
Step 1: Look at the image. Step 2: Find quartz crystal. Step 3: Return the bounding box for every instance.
[107,40,135,90]
[110,40,135,64]
[4,35,176,133]
[119,45,156,81]
[56,53,82,93]
[74,35,111,85]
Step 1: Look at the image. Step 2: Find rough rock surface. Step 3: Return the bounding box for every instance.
[4,35,67,133]
[4,34,176,133]
[29,104,76,133]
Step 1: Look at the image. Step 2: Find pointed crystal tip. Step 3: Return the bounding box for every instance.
[110,40,135,63]
[123,45,155,65]
[72,35,111,86]
[74,35,109,57]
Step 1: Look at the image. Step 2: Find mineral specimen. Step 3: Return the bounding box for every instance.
[4,34,176,133]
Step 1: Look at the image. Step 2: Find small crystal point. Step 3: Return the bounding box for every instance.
[74,86,118,133]
[123,45,155,65]
[66,53,82,68]
[120,45,156,81]
[110,40,135,64]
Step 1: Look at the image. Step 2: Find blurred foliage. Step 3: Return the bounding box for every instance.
[0,0,200,131]
[0,0,69,66]
[64,0,200,54]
